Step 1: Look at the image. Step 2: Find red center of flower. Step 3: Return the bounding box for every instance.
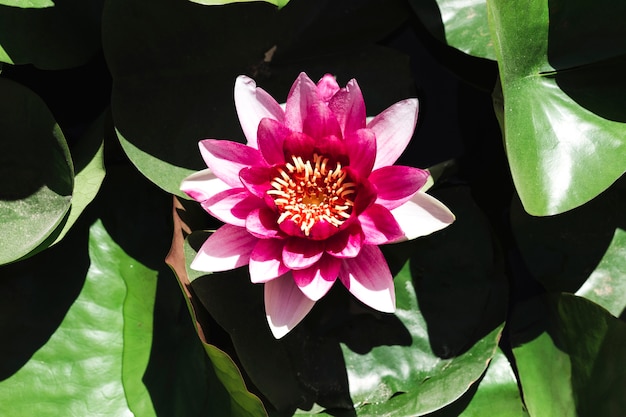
[267,153,357,236]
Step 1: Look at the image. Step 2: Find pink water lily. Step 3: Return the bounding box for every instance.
[181,72,455,338]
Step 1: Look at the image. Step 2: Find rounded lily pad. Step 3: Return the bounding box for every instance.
[0,78,73,265]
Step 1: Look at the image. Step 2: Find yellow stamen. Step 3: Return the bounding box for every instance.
[268,153,357,237]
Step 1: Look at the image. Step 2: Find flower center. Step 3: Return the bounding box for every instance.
[267,153,357,237]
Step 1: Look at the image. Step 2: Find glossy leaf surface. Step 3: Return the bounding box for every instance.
[575,228,626,317]
[511,177,626,293]
[409,0,495,59]
[427,349,527,417]
[511,294,626,417]
[0,220,156,416]
[0,0,53,7]
[488,0,626,215]
[0,78,73,265]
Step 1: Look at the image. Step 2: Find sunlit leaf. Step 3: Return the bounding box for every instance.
[0,78,73,265]
[409,0,495,59]
[0,220,157,416]
[0,0,103,69]
[51,112,106,246]
[426,349,527,417]
[0,0,53,8]
[512,294,626,417]
[510,177,626,293]
[576,228,626,317]
[487,0,626,215]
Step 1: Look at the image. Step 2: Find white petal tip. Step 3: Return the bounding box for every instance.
[267,318,291,339]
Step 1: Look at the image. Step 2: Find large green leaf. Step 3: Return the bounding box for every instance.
[426,349,528,417]
[50,111,106,246]
[0,219,157,416]
[0,78,73,265]
[0,0,103,69]
[103,0,409,195]
[186,186,507,415]
[575,228,626,317]
[510,177,626,293]
[0,0,53,7]
[409,0,495,60]
[511,294,626,417]
[487,0,626,215]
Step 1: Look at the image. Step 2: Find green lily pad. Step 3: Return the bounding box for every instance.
[423,349,527,417]
[510,177,626,293]
[103,0,409,195]
[0,78,73,265]
[0,0,103,69]
[575,228,626,317]
[0,219,157,416]
[488,0,626,215]
[409,0,495,60]
[50,111,106,246]
[511,294,626,417]
[0,0,53,7]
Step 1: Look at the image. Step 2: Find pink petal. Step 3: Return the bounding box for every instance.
[339,245,395,313]
[180,168,230,202]
[352,175,378,216]
[190,225,257,272]
[328,78,366,136]
[249,239,289,283]
[302,101,342,141]
[358,204,405,245]
[202,188,264,227]
[282,131,316,160]
[389,192,455,242]
[239,166,272,200]
[345,128,376,177]
[369,165,430,210]
[246,208,283,239]
[317,74,340,102]
[199,139,267,188]
[282,237,324,270]
[284,73,343,140]
[257,118,290,165]
[234,75,285,148]
[284,72,319,133]
[265,273,316,338]
[368,98,419,170]
[325,225,363,258]
[293,255,340,301]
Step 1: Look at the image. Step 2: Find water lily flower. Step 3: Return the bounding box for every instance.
[181,72,455,338]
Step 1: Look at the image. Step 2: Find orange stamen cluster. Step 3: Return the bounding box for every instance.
[267,153,357,236]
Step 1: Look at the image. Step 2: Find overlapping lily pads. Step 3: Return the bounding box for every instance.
[488,0,626,215]
[0,80,106,265]
[511,293,626,417]
[0,78,73,265]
